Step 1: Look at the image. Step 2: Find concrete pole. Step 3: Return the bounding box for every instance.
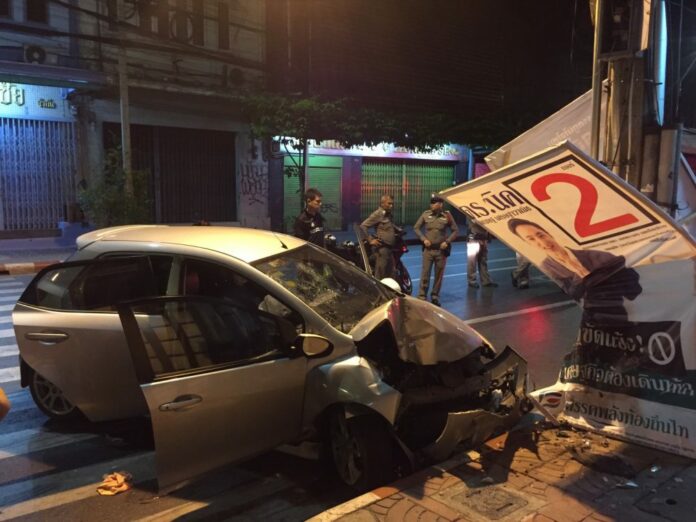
[117,3,133,197]
[118,49,133,196]
[590,0,605,160]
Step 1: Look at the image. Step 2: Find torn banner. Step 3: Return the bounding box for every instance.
[440,141,696,458]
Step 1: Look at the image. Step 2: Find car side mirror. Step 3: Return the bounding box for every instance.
[380,277,401,292]
[295,334,333,359]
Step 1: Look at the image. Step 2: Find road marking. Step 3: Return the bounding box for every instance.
[0,452,155,517]
[0,429,97,461]
[0,344,18,357]
[0,366,20,384]
[0,304,14,312]
[463,300,577,325]
[0,295,19,304]
[0,328,15,339]
[412,264,519,283]
[0,316,12,324]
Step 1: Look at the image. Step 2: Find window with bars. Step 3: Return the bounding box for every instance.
[0,0,11,18]
[26,0,48,23]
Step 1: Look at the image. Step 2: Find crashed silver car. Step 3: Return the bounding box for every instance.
[13,225,528,492]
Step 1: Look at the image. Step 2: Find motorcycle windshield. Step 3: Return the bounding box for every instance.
[353,223,373,276]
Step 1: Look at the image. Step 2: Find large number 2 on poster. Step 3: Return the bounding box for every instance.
[531,173,639,237]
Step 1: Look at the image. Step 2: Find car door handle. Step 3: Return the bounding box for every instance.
[159,395,203,412]
[25,331,70,344]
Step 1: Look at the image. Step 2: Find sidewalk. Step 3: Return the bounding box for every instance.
[0,236,76,275]
[311,420,695,522]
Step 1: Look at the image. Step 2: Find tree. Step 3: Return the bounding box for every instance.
[77,147,152,228]
[240,92,512,212]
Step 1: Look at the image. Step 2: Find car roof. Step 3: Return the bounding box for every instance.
[76,225,306,263]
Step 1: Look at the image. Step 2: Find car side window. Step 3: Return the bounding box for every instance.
[20,257,162,311]
[101,254,173,296]
[126,299,298,379]
[180,258,303,330]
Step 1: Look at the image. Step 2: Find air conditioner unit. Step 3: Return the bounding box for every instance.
[23,45,58,65]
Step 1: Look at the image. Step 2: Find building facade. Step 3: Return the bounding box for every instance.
[0,0,266,236]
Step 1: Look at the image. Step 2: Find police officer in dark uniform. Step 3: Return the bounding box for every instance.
[293,188,326,247]
[413,195,458,305]
[360,194,396,280]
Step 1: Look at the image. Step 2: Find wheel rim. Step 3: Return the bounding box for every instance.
[32,373,75,416]
[330,415,364,486]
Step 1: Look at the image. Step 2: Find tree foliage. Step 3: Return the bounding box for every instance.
[239,92,513,211]
[240,92,512,151]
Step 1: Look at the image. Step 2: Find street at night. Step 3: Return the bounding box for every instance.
[1,0,695,520]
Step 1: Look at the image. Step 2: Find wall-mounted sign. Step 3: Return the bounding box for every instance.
[0,82,74,121]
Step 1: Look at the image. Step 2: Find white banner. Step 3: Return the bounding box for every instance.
[441,141,696,458]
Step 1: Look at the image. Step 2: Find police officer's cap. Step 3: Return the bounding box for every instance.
[430,194,444,204]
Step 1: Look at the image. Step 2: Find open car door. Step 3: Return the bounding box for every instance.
[117,296,308,493]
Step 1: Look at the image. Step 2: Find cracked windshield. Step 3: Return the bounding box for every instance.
[254,245,392,332]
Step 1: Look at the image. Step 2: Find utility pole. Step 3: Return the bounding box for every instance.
[117,2,133,196]
[590,0,683,216]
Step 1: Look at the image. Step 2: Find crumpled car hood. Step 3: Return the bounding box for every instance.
[350,296,490,365]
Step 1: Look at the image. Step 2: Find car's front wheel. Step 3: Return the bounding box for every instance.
[29,370,80,420]
[329,412,393,492]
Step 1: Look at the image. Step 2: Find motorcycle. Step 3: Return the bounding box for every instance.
[325,225,413,295]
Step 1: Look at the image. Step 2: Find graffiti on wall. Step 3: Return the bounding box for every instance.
[238,137,270,229]
[240,162,268,207]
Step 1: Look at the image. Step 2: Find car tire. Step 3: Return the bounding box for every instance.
[401,268,412,295]
[329,413,393,492]
[29,370,80,420]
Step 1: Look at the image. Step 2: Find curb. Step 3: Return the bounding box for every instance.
[306,450,475,522]
[0,260,60,276]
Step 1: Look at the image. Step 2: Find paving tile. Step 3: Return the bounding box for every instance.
[339,510,381,522]
[405,495,461,521]
[384,498,418,522]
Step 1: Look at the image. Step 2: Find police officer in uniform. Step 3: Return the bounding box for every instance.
[413,195,458,305]
[467,219,498,288]
[293,188,326,247]
[360,194,396,280]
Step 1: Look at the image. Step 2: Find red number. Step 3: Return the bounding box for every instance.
[531,173,639,237]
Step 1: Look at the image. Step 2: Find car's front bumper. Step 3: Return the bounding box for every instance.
[423,346,529,462]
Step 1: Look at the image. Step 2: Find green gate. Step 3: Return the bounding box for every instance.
[361,160,455,226]
[283,155,343,232]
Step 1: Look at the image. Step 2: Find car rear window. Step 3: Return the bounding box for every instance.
[20,257,166,311]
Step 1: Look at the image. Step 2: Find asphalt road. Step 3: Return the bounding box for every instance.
[0,242,582,520]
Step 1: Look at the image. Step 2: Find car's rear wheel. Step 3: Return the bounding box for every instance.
[29,370,80,420]
[329,413,393,492]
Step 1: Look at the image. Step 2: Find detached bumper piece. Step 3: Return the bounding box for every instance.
[423,346,528,462]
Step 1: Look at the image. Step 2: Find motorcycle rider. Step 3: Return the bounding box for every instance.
[414,195,458,306]
[360,194,396,280]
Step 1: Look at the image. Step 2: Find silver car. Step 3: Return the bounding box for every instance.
[13,225,528,493]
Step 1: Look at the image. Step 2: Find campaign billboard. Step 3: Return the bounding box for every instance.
[440,141,696,458]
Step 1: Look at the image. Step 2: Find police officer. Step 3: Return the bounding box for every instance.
[293,188,326,247]
[467,219,498,288]
[360,194,396,280]
[413,195,458,305]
